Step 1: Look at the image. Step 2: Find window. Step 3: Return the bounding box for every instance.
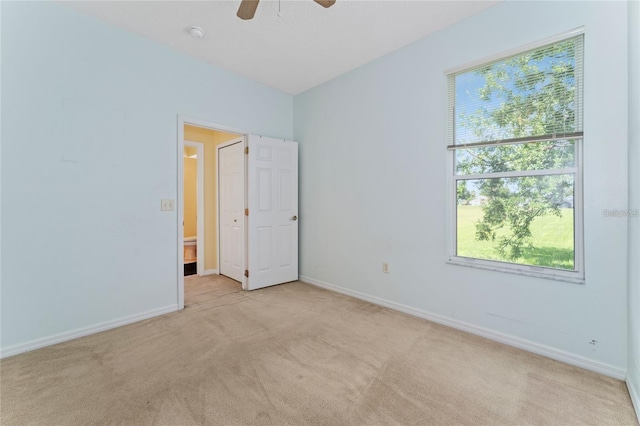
[447,31,584,283]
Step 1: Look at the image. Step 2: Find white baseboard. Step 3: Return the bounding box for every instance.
[628,361,640,423]
[300,275,626,380]
[0,304,179,359]
[204,269,218,276]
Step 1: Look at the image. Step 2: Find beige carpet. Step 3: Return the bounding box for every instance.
[184,274,241,307]
[1,281,637,426]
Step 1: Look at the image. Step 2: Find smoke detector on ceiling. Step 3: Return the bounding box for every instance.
[188,26,205,39]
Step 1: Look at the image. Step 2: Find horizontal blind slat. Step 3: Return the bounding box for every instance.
[447,132,583,150]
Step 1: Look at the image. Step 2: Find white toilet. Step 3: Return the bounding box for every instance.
[184,236,197,263]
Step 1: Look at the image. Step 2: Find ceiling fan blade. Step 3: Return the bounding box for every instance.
[237,0,260,20]
[313,0,336,8]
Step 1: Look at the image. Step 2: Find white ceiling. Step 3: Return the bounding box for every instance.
[62,0,500,95]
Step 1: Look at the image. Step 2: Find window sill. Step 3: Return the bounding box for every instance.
[446,257,585,285]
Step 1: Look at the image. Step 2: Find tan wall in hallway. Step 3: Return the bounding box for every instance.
[183,156,197,238]
[184,125,241,271]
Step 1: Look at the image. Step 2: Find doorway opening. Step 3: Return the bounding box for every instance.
[177,116,300,310]
[183,140,203,277]
[178,118,244,308]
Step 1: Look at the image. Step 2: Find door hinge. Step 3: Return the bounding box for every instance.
[244,146,249,155]
[245,208,249,216]
[244,270,249,278]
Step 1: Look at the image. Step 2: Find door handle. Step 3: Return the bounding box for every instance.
[292,215,298,221]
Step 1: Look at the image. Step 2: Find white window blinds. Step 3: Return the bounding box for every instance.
[447,34,584,149]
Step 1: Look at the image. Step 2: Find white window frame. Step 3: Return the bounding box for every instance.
[445,28,585,284]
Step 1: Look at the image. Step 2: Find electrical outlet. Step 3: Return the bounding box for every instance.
[382,262,389,273]
[161,199,175,211]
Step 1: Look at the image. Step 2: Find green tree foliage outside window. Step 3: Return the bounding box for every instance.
[451,36,583,271]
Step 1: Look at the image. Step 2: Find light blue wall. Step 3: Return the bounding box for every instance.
[627,0,640,416]
[0,1,293,352]
[294,1,630,375]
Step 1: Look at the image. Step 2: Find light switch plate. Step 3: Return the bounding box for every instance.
[161,199,175,211]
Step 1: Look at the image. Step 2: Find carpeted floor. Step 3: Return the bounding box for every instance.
[184,273,241,307]
[1,281,637,425]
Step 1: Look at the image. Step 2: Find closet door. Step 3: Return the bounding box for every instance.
[219,141,245,283]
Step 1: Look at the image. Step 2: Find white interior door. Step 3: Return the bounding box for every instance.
[219,141,245,282]
[246,135,298,290]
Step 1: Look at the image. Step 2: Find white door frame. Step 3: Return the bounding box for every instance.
[184,140,205,276]
[177,115,248,309]
[216,137,246,287]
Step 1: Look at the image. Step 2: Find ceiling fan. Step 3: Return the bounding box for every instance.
[237,0,336,20]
